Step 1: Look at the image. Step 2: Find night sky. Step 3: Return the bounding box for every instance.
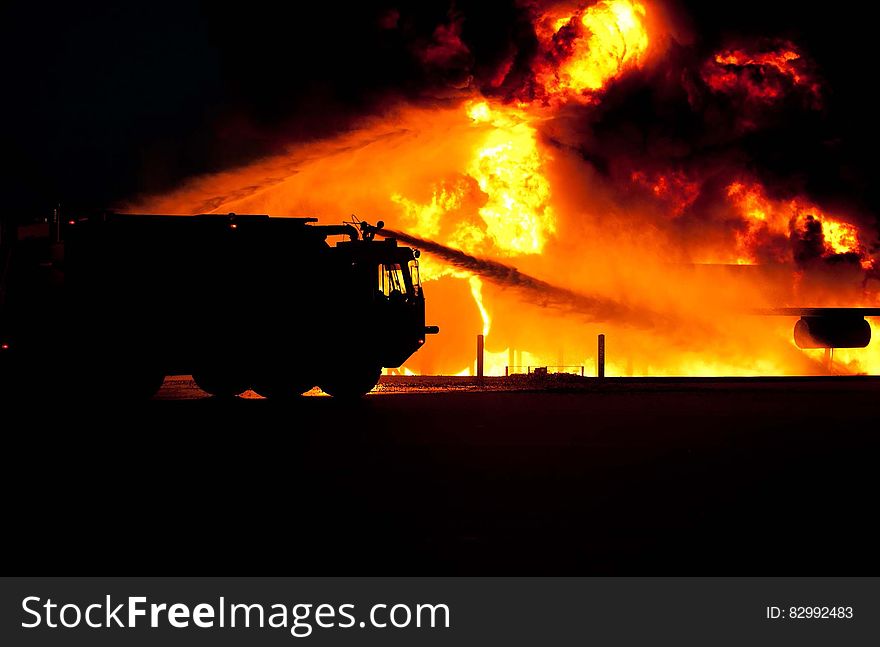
[3,0,878,224]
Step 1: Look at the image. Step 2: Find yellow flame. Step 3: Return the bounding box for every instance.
[469,275,491,337]
[463,102,555,254]
[726,181,865,264]
[391,182,466,239]
[467,100,492,123]
[541,0,650,95]
[391,99,556,374]
[823,220,860,256]
[392,100,554,256]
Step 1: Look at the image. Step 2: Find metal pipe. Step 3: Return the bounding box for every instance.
[597,334,606,379]
[316,224,359,241]
[477,334,484,377]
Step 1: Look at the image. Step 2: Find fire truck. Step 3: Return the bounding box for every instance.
[0,212,438,399]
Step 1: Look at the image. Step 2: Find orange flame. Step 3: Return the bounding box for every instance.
[631,170,700,217]
[702,42,821,105]
[469,275,491,337]
[393,101,554,256]
[532,0,653,103]
[726,180,871,268]
[462,101,555,254]
[131,7,880,378]
[390,99,555,362]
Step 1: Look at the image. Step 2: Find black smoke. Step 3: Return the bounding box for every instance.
[3,0,878,232]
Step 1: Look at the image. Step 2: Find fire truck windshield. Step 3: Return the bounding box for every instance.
[379,263,408,297]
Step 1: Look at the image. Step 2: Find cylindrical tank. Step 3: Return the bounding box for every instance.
[793,316,871,349]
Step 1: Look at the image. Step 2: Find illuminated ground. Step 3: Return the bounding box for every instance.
[9,376,880,574]
[156,373,880,396]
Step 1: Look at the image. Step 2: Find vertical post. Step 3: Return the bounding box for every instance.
[52,204,61,243]
[824,347,833,372]
[477,334,484,378]
[508,347,514,375]
[597,334,606,379]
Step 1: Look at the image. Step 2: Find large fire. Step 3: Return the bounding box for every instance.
[394,100,555,257]
[532,0,652,102]
[726,180,869,267]
[132,0,880,377]
[701,42,821,105]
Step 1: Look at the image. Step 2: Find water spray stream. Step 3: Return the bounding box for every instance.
[380,227,672,329]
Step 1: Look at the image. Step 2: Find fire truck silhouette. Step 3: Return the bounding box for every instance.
[0,213,438,398]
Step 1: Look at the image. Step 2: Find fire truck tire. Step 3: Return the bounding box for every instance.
[112,370,165,400]
[78,355,165,400]
[74,368,164,401]
[192,370,250,398]
[252,378,313,399]
[318,365,382,399]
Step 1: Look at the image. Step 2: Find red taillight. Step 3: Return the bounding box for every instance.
[67,219,75,225]
[0,343,9,350]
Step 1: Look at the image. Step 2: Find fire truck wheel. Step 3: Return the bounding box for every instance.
[192,370,250,398]
[252,379,313,399]
[116,370,166,400]
[318,365,382,399]
[76,354,165,400]
[82,367,164,401]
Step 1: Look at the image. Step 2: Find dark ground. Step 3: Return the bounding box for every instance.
[5,376,880,575]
